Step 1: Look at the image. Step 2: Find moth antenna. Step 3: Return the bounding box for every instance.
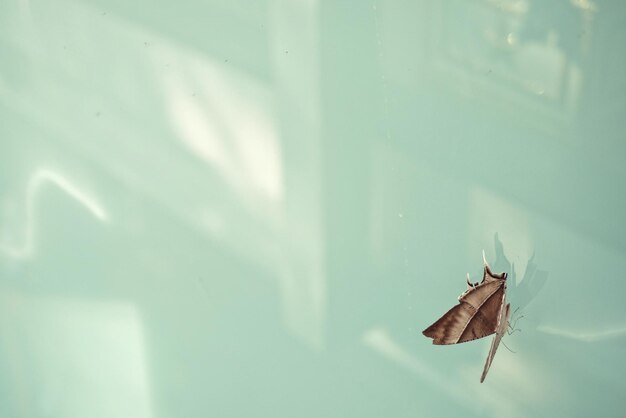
[482,249,490,268]
[502,340,516,353]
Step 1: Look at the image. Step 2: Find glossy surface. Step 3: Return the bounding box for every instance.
[2,1,626,417]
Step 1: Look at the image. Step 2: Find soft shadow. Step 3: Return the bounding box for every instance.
[492,232,548,310]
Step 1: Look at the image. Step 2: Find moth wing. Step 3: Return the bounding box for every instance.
[423,303,476,344]
[423,302,497,345]
[424,281,505,345]
[466,284,506,332]
[480,302,511,383]
[460,280,503,309]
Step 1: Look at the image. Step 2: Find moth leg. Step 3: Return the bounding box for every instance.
[501,340,516,353]
[510,311,525,329]
[507,313,525,335]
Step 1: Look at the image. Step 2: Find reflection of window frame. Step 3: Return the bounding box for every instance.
[429,0,591,134]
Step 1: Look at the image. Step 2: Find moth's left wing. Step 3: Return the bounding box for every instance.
[422,302,495,344]
[424,281,505,345]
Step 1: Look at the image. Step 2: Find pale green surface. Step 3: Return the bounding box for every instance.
[1,1,626,417]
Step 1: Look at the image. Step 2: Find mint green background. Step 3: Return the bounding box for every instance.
[2,1,626,417]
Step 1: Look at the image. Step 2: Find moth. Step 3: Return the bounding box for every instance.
[422,252,511,383]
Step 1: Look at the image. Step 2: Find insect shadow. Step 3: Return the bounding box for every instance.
[489,232,548,353]
[491,232,549,313]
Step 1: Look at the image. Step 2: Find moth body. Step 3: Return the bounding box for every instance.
[423,256,509,382]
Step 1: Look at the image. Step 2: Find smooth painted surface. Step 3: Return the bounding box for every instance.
[1,1,626,417]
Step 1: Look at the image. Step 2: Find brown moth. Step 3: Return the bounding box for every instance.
[423,252,510,383]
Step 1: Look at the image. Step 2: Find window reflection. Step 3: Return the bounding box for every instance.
[2,0,326,349]
[429,0,596,130]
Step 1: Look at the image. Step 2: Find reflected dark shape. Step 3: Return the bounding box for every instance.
[492,232,548,310]
[519,0,591,65]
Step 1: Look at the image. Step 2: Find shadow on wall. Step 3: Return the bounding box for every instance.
[491,232,548,311]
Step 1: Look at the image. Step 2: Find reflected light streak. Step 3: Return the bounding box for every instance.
[571,0,597,12]
[269,0,324,348]
[362,327,471,407]
[163,54,284,204]
[363,327,548,417]
[150,2,323,348]
[279,260,326,349]
[0,168,109,259]
[537,325,626,342]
